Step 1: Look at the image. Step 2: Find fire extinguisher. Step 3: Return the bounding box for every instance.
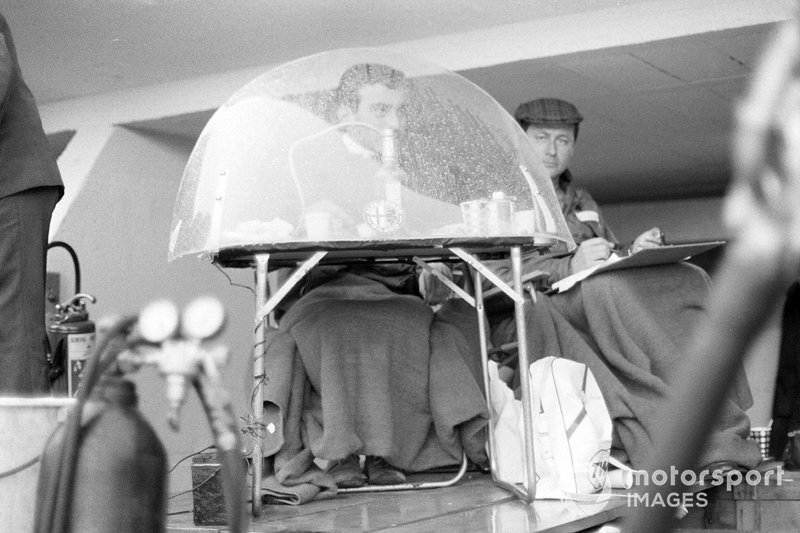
[47,293,97,396]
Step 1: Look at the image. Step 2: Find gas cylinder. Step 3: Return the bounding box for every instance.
[47,293,97,396]
[34,374,168,532]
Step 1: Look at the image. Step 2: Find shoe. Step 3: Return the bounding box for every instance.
[327,454,366,488]
[365,456,406,485]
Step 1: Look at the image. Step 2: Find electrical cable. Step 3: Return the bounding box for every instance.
[213,261,255,296]
[167,466,222,500]
[0,456,39,479]
[168,444,216,474]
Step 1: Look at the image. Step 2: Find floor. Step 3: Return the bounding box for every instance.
[166,471,628,533]
[166,461,800,532]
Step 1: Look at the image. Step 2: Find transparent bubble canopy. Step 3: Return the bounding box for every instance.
[168,48,575,261]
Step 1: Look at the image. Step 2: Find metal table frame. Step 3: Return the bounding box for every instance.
[214,238,546,516]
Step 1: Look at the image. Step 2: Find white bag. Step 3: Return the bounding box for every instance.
[487,357,614,499]
[486,361,525,483]
[526,356,613,499]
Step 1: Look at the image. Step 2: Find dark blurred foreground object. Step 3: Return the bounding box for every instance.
[771,281,800,460]
[35,375,167,532]
[625,11,800,533]
[33,298,247,533]
[0,13,64,394]
[784,429,800,470]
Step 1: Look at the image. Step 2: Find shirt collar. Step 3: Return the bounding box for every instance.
[557,169,573,189]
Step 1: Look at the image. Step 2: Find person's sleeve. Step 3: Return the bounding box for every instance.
[485,244,574,287]
[0,16,14,104]
[575,188,620,245]
[520,249,574,284]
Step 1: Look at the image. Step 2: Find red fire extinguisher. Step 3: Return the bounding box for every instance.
[47,293,97,396]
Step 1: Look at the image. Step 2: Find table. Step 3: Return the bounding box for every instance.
[214,236,552,516]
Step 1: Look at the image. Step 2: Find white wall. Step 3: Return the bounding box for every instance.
[49,127,257,492]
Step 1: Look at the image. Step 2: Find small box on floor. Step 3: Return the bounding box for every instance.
[191,450,226,526]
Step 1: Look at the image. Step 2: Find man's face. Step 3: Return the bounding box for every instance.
[525,124,576,181]
[340,83,405,152]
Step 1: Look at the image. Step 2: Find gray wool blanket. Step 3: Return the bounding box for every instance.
[260,273,489,503]
[491,262,762,471]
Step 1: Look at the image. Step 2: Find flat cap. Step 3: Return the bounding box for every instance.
[514,98,583,125]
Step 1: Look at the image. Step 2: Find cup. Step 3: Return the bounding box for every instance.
[513,209,537,235]
[749,426,772,460]
[487,193,515,235]
[460,200,488,235]
[305,211,331,240]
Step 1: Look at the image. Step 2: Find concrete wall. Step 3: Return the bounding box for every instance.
[602,196,727,244]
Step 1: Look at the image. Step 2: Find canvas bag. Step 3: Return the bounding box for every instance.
[487,357,614,499]
[526,356,613,498]
[486,361,525,482]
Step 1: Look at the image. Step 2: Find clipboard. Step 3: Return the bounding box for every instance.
[550,240,726,293]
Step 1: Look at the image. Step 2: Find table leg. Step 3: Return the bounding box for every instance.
[251,253,269,517]
[473,271,532,501]
[511,246,536,502]
[473,271,496,470]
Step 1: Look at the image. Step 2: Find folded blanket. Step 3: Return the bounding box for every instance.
[261,449,338,505]
[261,475,336,505]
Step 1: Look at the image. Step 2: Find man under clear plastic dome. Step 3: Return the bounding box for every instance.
[259,63,489,502]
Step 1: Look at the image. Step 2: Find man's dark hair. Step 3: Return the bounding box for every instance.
[335,63,407,112]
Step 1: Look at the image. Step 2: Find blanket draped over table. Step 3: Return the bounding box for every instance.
[259,273,489,503]
[491,262,762,471]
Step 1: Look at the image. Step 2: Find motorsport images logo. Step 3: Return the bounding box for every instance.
[571,462,789,513]
[623,464,787,509]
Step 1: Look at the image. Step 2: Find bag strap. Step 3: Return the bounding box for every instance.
[564,365,591,439]
[581,365,588,393]
[565,408,586,439]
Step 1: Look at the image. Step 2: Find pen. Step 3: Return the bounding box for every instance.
[610,243,629,256]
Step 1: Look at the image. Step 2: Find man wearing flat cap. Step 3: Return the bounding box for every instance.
[484,97,762,474]
[514,97,664,281]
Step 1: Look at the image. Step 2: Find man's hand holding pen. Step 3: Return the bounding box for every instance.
[570,237,617,273]
[569,227,665,274]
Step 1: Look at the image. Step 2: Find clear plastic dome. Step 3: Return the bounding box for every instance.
[168,48,575,261]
